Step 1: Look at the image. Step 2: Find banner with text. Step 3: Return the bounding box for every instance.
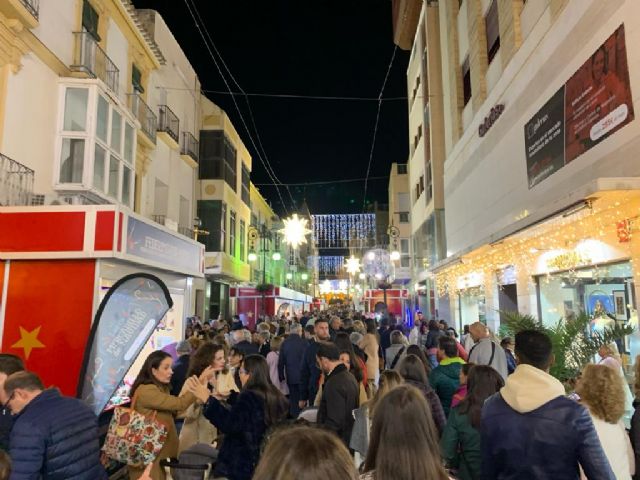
[77,273,173,415]
[525,24,634,188]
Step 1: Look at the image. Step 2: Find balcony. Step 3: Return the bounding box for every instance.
[128,93,157,146]
[0,153,34,206]
[157,105,179,150]
[0,0,39,28]
[180,131,199,168]
[71,32,119,96]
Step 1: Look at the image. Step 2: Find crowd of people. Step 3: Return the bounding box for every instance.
[0,308,639,479]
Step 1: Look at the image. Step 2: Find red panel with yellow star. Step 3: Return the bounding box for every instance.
[1,259,96,396]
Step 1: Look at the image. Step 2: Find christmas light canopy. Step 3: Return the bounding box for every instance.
[345,256,361,275]
[280,214,312,249]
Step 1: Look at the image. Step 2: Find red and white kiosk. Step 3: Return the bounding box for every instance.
[364,288,410,319]
[0,205,204,396]
[230,285,313,330]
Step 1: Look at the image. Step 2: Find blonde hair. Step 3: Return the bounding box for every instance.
[576,363,625,424]
[601,342,622,364]
[353,320,366,335]
[270,336,284,352]
[369,370,404,417]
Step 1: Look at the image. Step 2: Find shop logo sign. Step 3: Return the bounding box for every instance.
[479,104,505,137]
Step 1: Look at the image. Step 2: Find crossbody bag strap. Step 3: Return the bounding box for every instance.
[488,342,496,366]
[390,346,406,369]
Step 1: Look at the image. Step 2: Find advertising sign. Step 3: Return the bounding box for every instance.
[126,216,203,275]
[77,273,173,415]
[525,24,634,188]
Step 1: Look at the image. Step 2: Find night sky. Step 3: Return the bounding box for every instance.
[132,0,409,216]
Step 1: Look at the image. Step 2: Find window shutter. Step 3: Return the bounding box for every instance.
[82,0,100,41]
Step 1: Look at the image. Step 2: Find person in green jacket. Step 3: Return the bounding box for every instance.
[429,336,465,417]
[440,365,504,480]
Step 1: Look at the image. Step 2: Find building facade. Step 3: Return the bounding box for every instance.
[398,0,640,352]
[388,162,412,286]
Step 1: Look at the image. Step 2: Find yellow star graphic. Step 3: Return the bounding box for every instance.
[11,326,45,360]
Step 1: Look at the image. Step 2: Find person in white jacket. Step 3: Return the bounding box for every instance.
[576,363,635,480]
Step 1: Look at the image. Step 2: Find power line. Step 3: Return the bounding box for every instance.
[182,0,291,215]
[187,0,297,212]
[254,176,388,187]
[362,45,397,213]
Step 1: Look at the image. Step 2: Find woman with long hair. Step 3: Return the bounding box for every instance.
[228,346,245,390]
[360,384,452,480]
[254,425,359,480]
[576,364,634,479]
[335,332,368,403]
[396,354,446,435]
[599,342,634,428]
[359,319,380,394]
[178,343,238,452]
[186,354,288,480]
[128,351,200,480]
[350,370,403,466]
[441,365,504,479]
[406,344,432,376]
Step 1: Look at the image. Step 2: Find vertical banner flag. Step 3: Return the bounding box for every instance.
[525,24,634,188]
[77,273,173,415]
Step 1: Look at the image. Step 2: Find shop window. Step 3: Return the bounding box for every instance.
[132,64,144,94]
[82,0,100,41]
[399,212,409,223]
[462,57,472,106]
[59,138,85,183]
[485,0,501,64]
[229,210,236,257]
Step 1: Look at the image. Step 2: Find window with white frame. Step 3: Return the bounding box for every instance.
[229,210,236,257]
[57,84,136,208]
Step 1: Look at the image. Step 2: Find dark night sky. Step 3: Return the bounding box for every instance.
[132,0,409,216]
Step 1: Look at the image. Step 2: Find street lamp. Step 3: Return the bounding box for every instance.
[272,252,282,261]
[301,273,308,281]
[248,251,258,262]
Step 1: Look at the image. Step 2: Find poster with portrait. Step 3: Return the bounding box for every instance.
[525,24,634,188]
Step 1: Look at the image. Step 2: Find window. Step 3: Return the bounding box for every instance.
[240,220,246,262]
[111,110,122,154]
[93,144,106,191]
[96,95,108,142]
[485,0,500,64]
[221,202,227,253]
[122,167,132,206]
[59,139,85,183]
[401,239,410,254]
[399,212,409,223]
[425,160,433,202]
[132,64,144,94]
[401,256,411,268]
[229,210,236,257]
[397,164,407,174]
[197,200,223,251]
[413,124,423,150]
[63,88,88,131]
[108,156,119,198]
[82,0,100,41]
[462,56,472,106]
[241,164,250,205]
[198,130,237,191]
[412,76,421,103]
[251,213,257,227]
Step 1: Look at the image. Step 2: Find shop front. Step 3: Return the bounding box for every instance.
[230,285,313,329]
[0,205,204,396]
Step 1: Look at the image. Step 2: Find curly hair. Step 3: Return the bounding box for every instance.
[576,363,625,424]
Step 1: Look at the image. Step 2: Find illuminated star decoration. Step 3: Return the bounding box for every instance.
[11,326,45,359]
[345,256,361,275]
[280,214,312,249]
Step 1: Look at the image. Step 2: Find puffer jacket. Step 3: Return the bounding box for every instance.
[430,357,464,417]
[481,364,615,480]
[405,379,446,436]
[9,389,106,480]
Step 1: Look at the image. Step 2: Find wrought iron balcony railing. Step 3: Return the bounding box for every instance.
[158,105,179,144]
[71,32,119,95]
[128,93,157,143]
[20,0,39,19]
[181,131,199,163]
[0,153,34,206]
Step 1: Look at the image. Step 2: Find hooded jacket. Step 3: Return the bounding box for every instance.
[430,357,464,417]
[481,364,615,480]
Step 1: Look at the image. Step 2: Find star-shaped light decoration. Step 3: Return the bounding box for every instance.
[280,214,312,249]
[345,256,361,276]
[11,326,45,359]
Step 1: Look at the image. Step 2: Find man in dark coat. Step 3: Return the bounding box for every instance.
[278,323,308,417]
[0,354,24,452]
[6,371,107,479]
[299,318,331,410]
[170,340,192,396]
[233,329,259,356]
[481,330,615,479]
[316,342,359,446]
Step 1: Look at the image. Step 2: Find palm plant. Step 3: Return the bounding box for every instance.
[499,311,634,381]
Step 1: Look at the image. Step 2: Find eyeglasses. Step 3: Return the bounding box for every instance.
[3,392,15,412]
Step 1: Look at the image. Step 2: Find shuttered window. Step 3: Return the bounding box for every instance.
[485,0,500,64]
[82,0,100,41]
[132,65,144,93]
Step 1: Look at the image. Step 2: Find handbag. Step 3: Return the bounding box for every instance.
[102,392,169,467]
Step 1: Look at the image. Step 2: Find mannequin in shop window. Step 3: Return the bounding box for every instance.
[591,299,616,334]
